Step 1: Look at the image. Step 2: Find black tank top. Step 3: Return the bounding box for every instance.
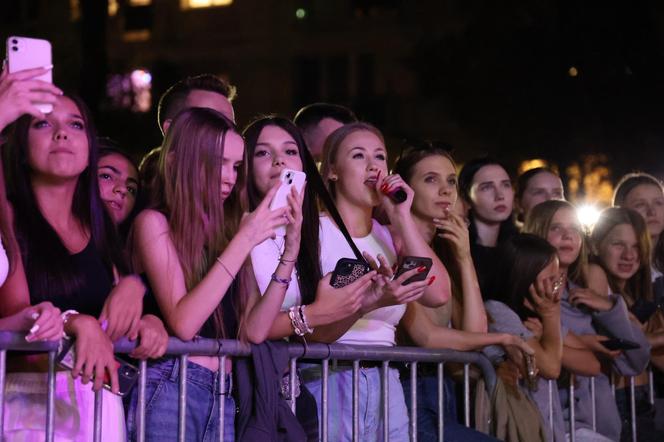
[141,274,238,339]
[27,241,114,317]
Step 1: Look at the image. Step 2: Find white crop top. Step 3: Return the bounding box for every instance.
[319,215,404,346]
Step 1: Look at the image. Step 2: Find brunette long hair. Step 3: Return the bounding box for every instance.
[153,107,242,338]
[490,233,558,321]
[393,142,463,302]
[242,116,321,305]
[3,95,127,299]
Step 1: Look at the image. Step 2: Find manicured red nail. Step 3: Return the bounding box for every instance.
[428,276,436,286]
[417,266,427,273]
[380,184,389,192]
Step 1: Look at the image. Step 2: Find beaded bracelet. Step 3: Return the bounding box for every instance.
[288,306,305,336]
[299,305,314,334]
[271,272,291,286]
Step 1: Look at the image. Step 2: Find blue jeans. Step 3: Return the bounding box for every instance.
[301,364,410,442]
[126,358,235,442]
[401,374,498,442]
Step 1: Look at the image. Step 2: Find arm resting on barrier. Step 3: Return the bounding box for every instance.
[562,332,602,376]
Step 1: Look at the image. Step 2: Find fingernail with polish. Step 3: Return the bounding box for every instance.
[428,276,436,286]
[417,266,427,273]
[31,312,40,320]
[29,324,40,334]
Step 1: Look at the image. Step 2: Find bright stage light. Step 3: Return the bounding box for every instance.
[577,204,600,229]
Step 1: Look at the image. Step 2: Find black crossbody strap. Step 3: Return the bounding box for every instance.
[301,146,367,264]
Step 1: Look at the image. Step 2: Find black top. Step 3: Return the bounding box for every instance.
[141,274,238,339]
[27,240,114,317]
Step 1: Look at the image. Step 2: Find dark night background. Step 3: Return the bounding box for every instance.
[3,0,664,204]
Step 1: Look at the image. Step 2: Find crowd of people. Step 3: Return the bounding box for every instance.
[1,62,664,442]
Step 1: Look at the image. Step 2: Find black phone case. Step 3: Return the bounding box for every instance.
[394,256,433,285]
[330,258,371,288]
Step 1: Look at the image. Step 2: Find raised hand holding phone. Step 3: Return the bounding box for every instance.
[5,36,56,116]
[269,169,306,237]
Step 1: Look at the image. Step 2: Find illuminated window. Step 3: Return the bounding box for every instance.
[69,0,80,21]
[109,0,118,16]
[181,0,233,9]
[129,0,152,5]
[107,69,152,113]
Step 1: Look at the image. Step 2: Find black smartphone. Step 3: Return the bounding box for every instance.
[330,258,371,289]
[393,256,433,285]
[630,298,658,324]
[57,337,139,396]
[600,338,641,351]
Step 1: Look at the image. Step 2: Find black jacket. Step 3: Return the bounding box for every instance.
[234,340,306,441]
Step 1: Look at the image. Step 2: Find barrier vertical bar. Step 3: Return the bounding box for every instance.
[569,374,576,442]
[322,359,329,442]
[46,351,56,442]
[611,373,615,397]
[548,380,554,436]
[463,364,470,427]
[289,357,297,414]
[382,361,389,441]
[352,360,360,442]
[649,367,655,406]
[437,362,444,442]
[410,362,417,442]
[93,389,103,442]
[590,377,597,431]
[630,376,637,442]
[178,355,188,442]
[137,360,147,442]
[218,355,227,442]
[0,350,6,438]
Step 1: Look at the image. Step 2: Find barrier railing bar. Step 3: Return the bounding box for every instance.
[629,376,637,442]
[178,354,188,442]
[648,367,655,406]
[611,373,615,397]
[569,373,576,442]
[464,363,470,427]
[289,357,297,413]
[410,362,417,442]
[548,380,554,436]
[93,389,103,442]
[590,377,596,431]
[218,354,227,442]
[322,358,329,442]
[137,359,147,442]
[46,351,56,442]
[0,333,500,442]
[437,362,444,442]
[352,360,360,442]
[0,349,6,438]
[382,361,389,442]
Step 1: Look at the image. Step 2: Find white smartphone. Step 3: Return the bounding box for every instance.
[270,169,306,236]
[6,36,53,114]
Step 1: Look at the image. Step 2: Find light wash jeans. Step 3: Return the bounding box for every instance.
[302,364,409,442]
[126,357,235,442]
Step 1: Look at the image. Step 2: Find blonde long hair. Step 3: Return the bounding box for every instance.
[523,200,589,288]
[155,107,242,337]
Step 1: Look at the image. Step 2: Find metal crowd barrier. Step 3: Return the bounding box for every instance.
[0,332,497,442]
[549,367,657,442]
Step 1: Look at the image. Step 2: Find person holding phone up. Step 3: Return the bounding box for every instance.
[293,122,451,442]
[1,77,167,440]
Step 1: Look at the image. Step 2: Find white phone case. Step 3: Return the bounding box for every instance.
[270,169,306,236]
[6,36,53,114]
